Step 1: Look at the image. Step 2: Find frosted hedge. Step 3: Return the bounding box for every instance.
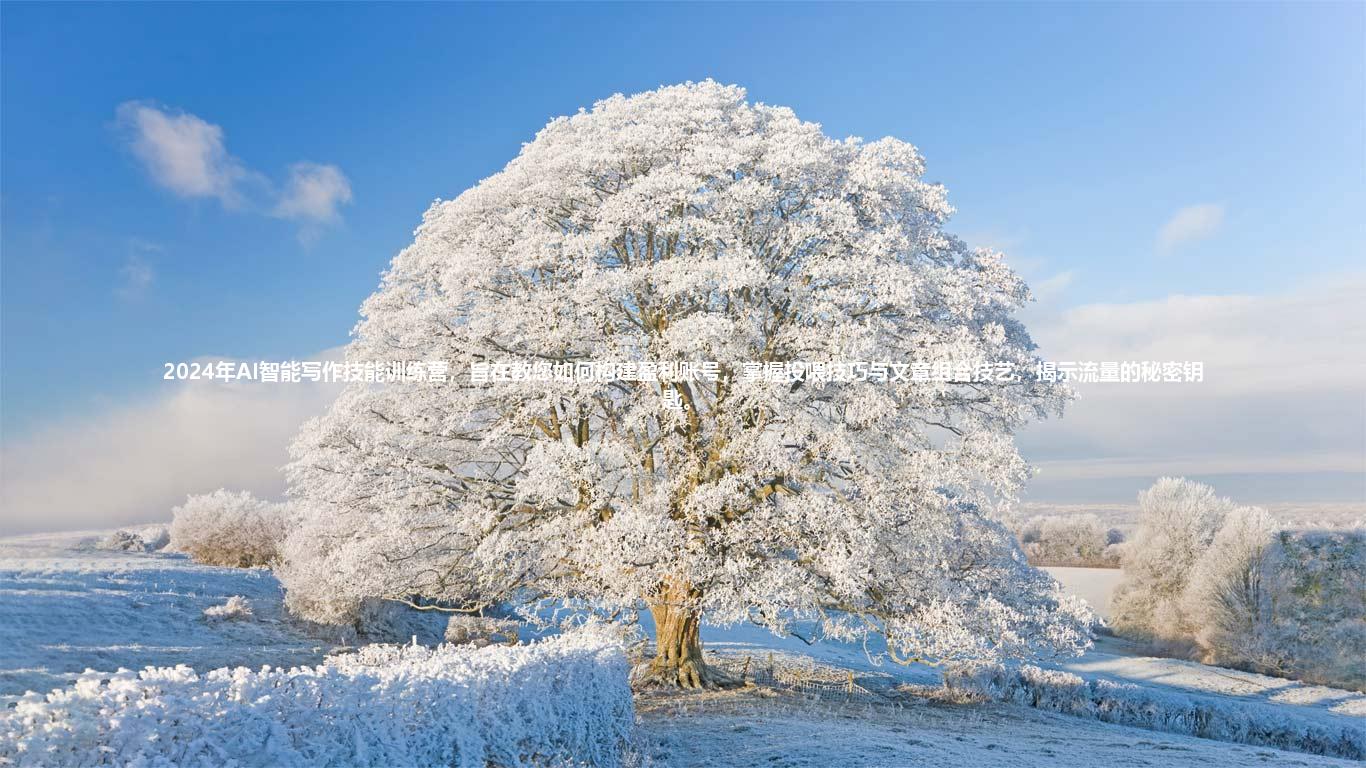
[0,629,633,768]
[946,662,1364,760]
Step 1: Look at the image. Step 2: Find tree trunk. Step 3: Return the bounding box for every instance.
[637,580,732,689]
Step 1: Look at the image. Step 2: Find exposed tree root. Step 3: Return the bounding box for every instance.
[631,656,742,690]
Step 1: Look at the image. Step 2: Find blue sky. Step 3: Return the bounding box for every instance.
[2,2,1363,529]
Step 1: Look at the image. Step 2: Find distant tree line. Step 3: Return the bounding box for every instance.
[1012,514,1125,568]
[1110,478,1364,691]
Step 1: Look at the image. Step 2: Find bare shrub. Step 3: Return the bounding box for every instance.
[444,615,519,648]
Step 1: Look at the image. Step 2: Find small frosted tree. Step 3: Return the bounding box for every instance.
[1182,506,1278,669]
[1111,478,1235,645]
[283,82,1090,687]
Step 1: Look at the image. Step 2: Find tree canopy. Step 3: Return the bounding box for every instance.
[281,81,1091,686]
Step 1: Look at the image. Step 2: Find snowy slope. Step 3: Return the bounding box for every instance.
[1040,566,1362,723]
[647,598,1366,760]
[1059,635,1365,722]
[0,530,337,704]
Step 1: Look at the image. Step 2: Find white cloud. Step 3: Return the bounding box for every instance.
[1030,270,1075,304]
[116,102,250,206]
[115,103,351,236]
[1018,274,1366,501]
[117,255,154,300]
[1156,203,1224,253]
[0,350,344,536]
[274,163,353,223]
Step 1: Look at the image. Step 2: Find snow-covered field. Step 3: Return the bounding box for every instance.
[0,529,338,705]
[2,531,1362,766]
[1043,565,1123,620]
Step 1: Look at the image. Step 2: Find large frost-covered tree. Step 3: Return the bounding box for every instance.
[283,81,1090,687]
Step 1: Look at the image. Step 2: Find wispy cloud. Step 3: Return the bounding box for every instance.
[1157,203,1224,253]
[117,255,155,300]
[1031,270,1075,303]
[115,239,161,300]
[274,162,353,243]
[115,102,352,237]
[115,102,253,206]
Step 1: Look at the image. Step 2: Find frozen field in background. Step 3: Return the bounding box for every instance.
[1043,565,1123,620]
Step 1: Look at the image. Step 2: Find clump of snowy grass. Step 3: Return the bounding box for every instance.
[94,526,172,553]
[203,595,253,621]
[0,627,633,768]
[945,661,1364,760]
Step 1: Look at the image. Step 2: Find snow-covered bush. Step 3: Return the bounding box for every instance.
[945,661,1364,760]
[0,628,633,768]
[169,489,294,567]
[275,512,364,624]
[95,525,172,553]
[95,529,146,552]
[1257,528,1366,690]
[1111,478,1235,647]
[1016,514,1122,567]
[139,524,171,551]
[203,595,253,621]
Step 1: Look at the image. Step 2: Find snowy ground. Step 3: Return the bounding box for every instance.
[1058,635,1365,722]
[635,687,1360,767]
[0,529,339,704]
[2,530,1362,766]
